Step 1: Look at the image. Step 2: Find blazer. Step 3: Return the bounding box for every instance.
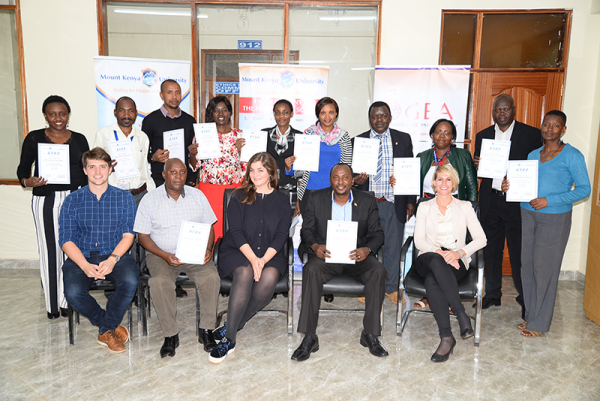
[414,198,487,268]
[474,121,541,220]
[417,147,478,201]
[301,187,384,258]
[354,129,416,224]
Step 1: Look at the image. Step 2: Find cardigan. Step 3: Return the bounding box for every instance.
[417,147,478,201]
[262,125,302,193]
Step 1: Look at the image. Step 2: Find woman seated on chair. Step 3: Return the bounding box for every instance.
[209,152,292,364]
[413,165,486,363]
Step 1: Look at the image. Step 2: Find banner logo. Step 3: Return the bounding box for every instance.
[280,70,294,88]
[142,68,157,87]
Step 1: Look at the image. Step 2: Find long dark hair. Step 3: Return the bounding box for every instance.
[234,152,279,204]
[205,96,232,123]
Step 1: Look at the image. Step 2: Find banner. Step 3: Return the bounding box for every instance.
[94,56,191,130]
[238,64,329,132]
[373,66,470,144]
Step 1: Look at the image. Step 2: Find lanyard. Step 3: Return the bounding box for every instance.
[433,148,451,166]
[114,130,134,142]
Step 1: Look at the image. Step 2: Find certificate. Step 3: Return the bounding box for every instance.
[108,140,139,179]
[506,160,538,202]
[293,134,321,172]
[478,139,511,179]
[240,130,267,162]
[163,129,185,164]
[175,221,211,264]
[325,220,358,264]
[193,123,222,160]
[352,137,379,175]
[393,158,421,195]
[37,143,70,184]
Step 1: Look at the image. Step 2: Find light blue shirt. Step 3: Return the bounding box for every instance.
[331,190,353,222]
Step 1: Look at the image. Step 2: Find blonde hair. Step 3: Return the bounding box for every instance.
[431,165,459,193]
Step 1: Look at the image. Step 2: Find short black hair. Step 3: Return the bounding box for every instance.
[429,119,457,141]
[205,96,233,123]
[115,96,137,110]
[42,95,71,114]
[329,162,353,178]
[315,97,339,123]
[544,110,567,126]
[160,79,180,93]
[368,101,391,117]
[273,99,293,113]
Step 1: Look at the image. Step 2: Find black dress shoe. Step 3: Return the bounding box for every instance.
[360,330,389,357]
[324,294,334,303]
[176,285,188,298]
[60,308,68,317]
[47,312,60,320]
[199,328,217,352]
[460,327,475,340]
[291,334,319,361]
[160,334,179,358]
[473,297,501,309]
[431,337,456,363]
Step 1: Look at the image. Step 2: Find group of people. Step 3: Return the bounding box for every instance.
[17,82,590,364]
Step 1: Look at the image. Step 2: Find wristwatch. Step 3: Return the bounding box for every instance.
[110,254,121,262]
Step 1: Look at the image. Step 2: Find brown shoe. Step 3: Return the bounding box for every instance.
[114,325,129,343]
[385,291,398,305]
[98,330,126,353]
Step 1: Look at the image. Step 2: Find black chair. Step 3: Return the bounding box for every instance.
[214,188,294,335]
[396,199,483,346]
[67,280,133,345]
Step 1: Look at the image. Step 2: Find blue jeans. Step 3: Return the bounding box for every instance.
[63,252,139,334]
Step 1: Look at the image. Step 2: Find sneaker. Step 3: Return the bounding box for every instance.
[213,322,227,343]
[114,325,129,343]
[98,330,126,353]
[208,338,235,364]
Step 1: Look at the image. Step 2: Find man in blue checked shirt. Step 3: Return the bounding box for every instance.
[60,147,138,354]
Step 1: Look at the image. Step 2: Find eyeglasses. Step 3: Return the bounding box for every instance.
[432,130,452,137]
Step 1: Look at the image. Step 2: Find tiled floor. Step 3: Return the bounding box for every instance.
[1,268,599,401]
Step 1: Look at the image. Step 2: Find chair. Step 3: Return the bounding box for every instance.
[396,199,484,346]
[214,188,294,335]
[67,280,133,345]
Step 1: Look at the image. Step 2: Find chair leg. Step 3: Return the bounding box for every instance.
[400,309,411,333]
[68,304,74,345]
[141,284,148,336]
[195,288,200,337]
[287,269,293,335]
[75,311,80,325]
[146,286,151,319]
[474,296,482,347]
[128,303,133,338]
[136,288,141,322]
[396,289,404,336]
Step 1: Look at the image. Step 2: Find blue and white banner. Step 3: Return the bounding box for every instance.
[93,56,191,130]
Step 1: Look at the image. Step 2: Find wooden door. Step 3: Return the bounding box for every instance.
[584,125,600,325]
[471,71,565,275]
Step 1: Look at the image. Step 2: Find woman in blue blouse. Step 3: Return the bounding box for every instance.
[503,110,590,337]
[286,97,352,214]
[209,152,291,363]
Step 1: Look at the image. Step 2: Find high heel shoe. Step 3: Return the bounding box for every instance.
[431,337,456,363]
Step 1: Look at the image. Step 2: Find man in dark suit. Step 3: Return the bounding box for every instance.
[474,94,541,316]
[354,101,416,304]
[292,163,388,361]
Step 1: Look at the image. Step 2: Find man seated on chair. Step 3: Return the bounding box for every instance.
[134,158,220,358]
[60,147,139,354]
[292,163,388,361]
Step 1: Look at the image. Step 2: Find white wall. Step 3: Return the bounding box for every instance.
[3,0,600,275]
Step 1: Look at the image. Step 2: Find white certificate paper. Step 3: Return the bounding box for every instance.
[163,129,185,164]
[240,130,267,162]
[393,158,421,195]
[194,123,222,160]
[478,139,512,179]
[352,137,379,175]
[108,140,140,179]
[325,220,358,264]
[506,160,538,202]
[175,221,211,264]
[293,134,321,172]
[37,143,70,184]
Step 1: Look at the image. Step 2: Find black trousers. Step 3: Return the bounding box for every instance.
[297,255,387,336]
[482,192,523,304]
[415,252,467,338]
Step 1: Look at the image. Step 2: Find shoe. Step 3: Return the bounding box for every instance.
[176,285,187,298]
[357,296,366,303]
[431,337,456,363]
[115,325,129,343]
[360,330,389,357]
[473,297,501,309]
[160,334,179,358]
[60,308,68,317]
[213,322,227,343]
[199,328,217,352]
[324,294,334,303]
[385,291,398,305]
[291,334,319,361]
[460,327,475,340]
[98,330,126,353]
[208,337,236,364]
[47,312,60,320]
[414,297,429,310]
